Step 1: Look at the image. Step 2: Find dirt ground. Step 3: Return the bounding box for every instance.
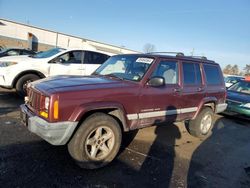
[0,88,250,188]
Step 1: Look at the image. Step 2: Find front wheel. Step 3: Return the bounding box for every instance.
[186,107,214,138]
[16,74,40,97]
[68,113,122,169]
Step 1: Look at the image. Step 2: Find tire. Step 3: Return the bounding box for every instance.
[68,112,122,169]
[186,107,214,138]
[122,129,138,148]
[16,74,40,97]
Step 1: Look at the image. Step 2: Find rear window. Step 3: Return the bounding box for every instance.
[204,64,222,85]
[183,62,202,85]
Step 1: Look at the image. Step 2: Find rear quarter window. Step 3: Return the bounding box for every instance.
[203,64,222,85]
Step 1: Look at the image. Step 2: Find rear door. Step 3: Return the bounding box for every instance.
[203,64,225,104]
[178,61,205,119]
[48,50,84,76]
[83,51,110,75]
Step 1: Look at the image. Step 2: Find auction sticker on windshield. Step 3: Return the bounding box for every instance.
[136,58,154,64]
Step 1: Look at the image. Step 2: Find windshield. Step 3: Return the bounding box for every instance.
[225,76,243,83]
[94,55,154,82]
[228,81,250,94]
[31,48,65,58]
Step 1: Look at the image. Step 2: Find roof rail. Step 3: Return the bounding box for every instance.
[146,52,184,57]
[188,56,207,60]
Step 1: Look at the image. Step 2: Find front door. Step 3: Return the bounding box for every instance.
[48,50,84,76]
[138,59,181,127]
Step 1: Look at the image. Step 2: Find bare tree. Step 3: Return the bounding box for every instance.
[143,43,156,53]
[223,64,232,75]
[231,64,239,75]
[244,64,250,75]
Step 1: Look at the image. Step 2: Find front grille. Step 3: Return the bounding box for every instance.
[27,88,42,112]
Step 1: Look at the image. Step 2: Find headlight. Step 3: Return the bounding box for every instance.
[45,97,50,111]
[0,61,18,67]
[240,103,250,108]
[40,96,50,119]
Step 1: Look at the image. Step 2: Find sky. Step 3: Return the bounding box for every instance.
[0,0,250,69]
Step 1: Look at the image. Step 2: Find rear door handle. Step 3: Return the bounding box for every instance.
[197,87,204,92]
[174,88,182,93]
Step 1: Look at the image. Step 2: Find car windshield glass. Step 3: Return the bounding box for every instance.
[228,81,250,94]
[31,48,65,58]
[93,55,154,82]
[225,76,242,83]
[0,49,8,53]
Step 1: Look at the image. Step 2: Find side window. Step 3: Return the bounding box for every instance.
[183,62,202,85]
[204,64,222,85]
[7,50,19,56]
[57,51,82,64]
[152,61,178,84]
[84,52,109,64]
[183,62,195,84]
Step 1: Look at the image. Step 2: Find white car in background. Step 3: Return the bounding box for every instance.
[0,47,111,96]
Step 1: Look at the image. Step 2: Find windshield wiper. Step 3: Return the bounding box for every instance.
[104,74,124,80]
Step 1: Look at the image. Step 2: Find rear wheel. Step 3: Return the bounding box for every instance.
[68,113,122,169]
[16,74,40,97]
[186,107,214,138]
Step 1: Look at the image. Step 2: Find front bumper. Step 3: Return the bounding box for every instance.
[20,104,78,145]
[224,103,250,117]
[0,68,13,88]
[215,103,228,113]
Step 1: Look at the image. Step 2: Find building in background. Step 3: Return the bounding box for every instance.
[0,18,137,55]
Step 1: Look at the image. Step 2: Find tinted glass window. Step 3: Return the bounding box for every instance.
[183,62,202,85]
[152,61,178,84]
[32,48,65,58]
[94,55,153,82]
[85,52,110,64]
[204,64,222,85]
[195,63,202,84]
[229,80,250,94]
[183,62,196,84]
[57,51,82,64]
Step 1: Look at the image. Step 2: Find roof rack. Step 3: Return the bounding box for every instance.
[146,52,184,57]
[188,56,207,60]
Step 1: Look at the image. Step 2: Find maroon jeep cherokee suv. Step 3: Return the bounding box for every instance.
[20,53,227,169]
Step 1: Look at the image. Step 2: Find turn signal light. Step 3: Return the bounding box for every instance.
[53,100,59,119]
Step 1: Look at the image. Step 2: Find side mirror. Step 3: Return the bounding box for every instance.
[147,76,165,87]
[50,58,63,64]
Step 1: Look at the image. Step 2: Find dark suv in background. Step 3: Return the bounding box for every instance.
[21,52,227,169]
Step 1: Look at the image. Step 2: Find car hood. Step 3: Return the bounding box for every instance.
[0,55,31,61]
[227,90,250,103]
[31,75,136,94]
